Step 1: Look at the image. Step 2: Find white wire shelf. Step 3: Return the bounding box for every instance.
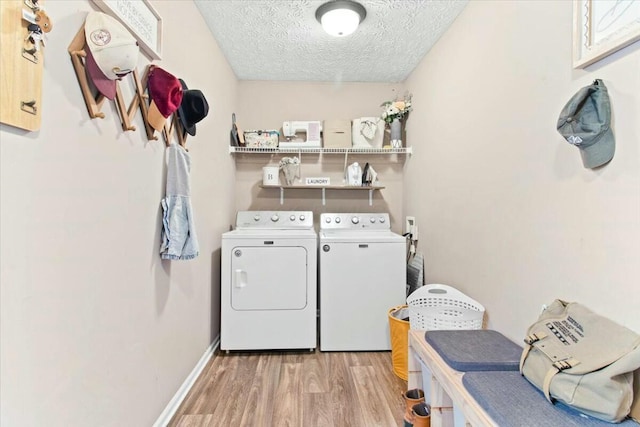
[229,146,412,155]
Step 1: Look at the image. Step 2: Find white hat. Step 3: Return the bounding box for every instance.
[84,11,138,98]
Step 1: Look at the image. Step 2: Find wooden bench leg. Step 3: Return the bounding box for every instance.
[409,338,456,427]
[408,340,423,390]
[430,374,454,427]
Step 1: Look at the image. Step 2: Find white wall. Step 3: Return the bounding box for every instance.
[0,1,237,425]
[404,0,640,341]
[3,0,638,424]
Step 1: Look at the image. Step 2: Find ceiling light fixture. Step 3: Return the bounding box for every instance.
[315,0,367,37]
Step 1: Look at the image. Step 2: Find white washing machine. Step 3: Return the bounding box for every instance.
[221,211,316,351]
[319,213,406,351]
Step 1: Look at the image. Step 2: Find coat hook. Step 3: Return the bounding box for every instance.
[22,47,38,63]
[21,100,37,115]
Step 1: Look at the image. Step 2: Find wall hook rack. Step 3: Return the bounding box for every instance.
[167,114,188,150]
[68,26,106,120]
[0,0,46,131]
[133,66,160,143]
[114,82,136,132]
[68,24,138,132]
[68,23,191,147]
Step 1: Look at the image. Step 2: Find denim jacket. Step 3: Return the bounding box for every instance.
[160,144,199,260]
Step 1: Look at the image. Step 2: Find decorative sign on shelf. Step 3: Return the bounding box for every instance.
[305,177,330,186]
[90,0,162,60]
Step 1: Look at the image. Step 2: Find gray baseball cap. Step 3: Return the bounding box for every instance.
[557,79,615,169]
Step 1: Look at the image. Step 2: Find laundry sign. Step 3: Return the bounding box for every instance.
[305,177,330,186]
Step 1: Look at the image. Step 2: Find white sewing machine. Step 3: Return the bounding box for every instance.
[281,121,322,148]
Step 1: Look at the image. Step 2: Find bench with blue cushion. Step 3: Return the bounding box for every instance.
[408,329,640,426]
[425,329,522,371]
[463,371,640,427]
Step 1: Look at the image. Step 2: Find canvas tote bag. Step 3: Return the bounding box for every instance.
[519,299,640,422]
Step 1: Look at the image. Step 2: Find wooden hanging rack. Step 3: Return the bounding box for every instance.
[69,23,190,148]
[132,66,159,142]
[68,26,106,121]
[68,25,135,132]
[168,113,187,149]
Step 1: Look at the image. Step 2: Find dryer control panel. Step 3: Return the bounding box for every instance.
[236,211,314,229]
[320,213,391,231]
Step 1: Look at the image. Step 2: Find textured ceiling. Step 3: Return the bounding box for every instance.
[194,0,468,82]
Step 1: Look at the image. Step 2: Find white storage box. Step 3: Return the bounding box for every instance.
[262,166,279,185]
[407,284,485,330]
[352,117,384,148]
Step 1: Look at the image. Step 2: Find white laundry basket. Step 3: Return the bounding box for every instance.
[409,284,484,427]
[407,284,485,330]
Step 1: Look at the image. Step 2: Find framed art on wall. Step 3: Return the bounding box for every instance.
[573,0,640,68]
[91,0,162,60]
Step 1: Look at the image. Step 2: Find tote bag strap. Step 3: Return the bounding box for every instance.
[541,358,581,402]
[519,332,548,373]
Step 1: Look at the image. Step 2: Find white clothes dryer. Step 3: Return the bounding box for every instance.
[221,211,316,351]
[319,213,406,351]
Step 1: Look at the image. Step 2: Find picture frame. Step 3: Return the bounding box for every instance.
[573,0,640,68]
[90,0,162,60]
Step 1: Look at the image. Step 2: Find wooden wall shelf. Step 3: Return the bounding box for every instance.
[259,184,385,206]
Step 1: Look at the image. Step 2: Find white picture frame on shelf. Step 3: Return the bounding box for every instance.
[573,0,640,68]
[91,0,163,60]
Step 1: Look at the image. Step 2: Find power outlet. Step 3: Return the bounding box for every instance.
[405,216,415,236]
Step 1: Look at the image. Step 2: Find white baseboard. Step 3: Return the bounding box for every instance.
[153,336,219,427]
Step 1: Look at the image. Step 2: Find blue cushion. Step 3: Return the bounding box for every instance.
[462,371,640,426]
[425,330,522,371]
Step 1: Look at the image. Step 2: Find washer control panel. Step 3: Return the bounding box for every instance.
[320,213,391,230]
[236,211,313,229]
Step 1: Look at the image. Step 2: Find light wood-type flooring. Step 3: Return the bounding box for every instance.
[168,349,408,427]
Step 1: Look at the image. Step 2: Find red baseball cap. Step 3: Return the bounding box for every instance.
[147,66,183,131]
